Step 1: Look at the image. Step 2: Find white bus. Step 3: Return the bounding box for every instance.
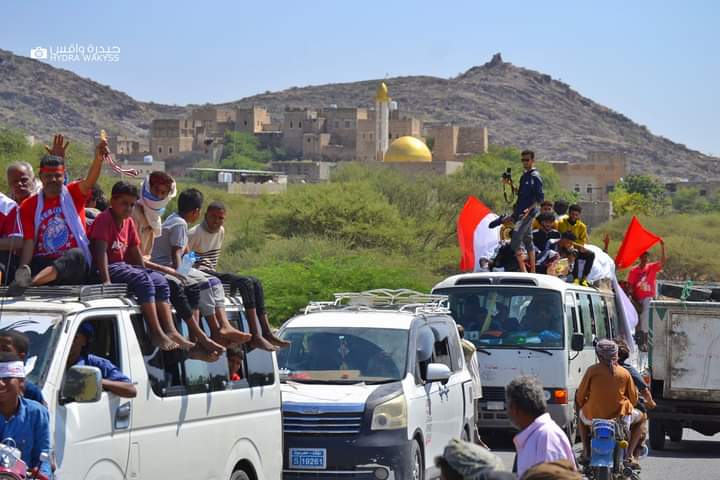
[433,272,629,440]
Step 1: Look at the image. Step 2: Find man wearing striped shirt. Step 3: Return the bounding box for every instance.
[188,202,289,351]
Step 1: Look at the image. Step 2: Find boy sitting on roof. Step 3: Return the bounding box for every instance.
[89,181,194,352]
[188,202,289,351]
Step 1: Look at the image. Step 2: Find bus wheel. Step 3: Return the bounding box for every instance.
[230,470,251,480]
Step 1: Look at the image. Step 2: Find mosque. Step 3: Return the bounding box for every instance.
[374,82,471,175]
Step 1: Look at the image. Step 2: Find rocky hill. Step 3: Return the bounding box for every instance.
[0,48,715,179]
[0,48,185,144]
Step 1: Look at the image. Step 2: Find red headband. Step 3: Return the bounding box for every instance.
[40,166,65,174]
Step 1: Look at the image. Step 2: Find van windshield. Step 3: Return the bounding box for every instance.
[277,327,408,384]
[0,312,63,387]
[435,287,564,349]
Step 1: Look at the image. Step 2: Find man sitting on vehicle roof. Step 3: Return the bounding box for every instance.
[0,162,36,284]
[10,134,106,294]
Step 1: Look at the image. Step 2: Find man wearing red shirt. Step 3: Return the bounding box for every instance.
[10,134,105,292]
[0,162,37,283]
[627,240,666,351]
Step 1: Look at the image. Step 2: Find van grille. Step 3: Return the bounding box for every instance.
[283,412,363,435]
[482,386,506,402]
[282,402,365,436]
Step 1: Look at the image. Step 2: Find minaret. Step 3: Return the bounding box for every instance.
[374,82,390,161]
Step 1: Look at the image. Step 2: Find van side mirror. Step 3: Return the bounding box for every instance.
[61,366,102,404]
[424,363,451,384]
[571,333,585,352]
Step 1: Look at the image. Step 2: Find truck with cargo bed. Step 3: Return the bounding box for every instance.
[647,298,720,449]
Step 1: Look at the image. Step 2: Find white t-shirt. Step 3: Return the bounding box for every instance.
[188,222,224,272]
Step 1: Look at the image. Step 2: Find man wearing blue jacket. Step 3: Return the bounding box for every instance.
[503,150,544,273]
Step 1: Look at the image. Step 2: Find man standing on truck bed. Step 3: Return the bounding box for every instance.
[627,241,666,351]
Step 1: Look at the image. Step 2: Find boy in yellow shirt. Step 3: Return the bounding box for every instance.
[557,204,588,245]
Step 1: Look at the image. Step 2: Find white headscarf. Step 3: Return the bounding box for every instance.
[137,175,177,237]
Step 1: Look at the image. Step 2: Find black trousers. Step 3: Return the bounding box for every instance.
[166,275,201,321]
[573,249,596,281]
[203,271,266,316]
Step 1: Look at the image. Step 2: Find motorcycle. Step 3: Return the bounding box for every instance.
[587,419,640,480]
[0,439,49,480]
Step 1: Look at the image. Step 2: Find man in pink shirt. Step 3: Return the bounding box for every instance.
[627,241,666,351]
[506,375,576,477]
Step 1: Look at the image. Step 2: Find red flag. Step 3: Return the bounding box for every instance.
[615,216,662,269]
[457,196,499,272]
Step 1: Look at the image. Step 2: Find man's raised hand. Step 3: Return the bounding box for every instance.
[44,134,70,157]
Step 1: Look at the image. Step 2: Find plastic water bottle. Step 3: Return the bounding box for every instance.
[177,251,196,276]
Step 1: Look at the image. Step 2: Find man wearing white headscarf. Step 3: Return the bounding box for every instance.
[0,351,51,477]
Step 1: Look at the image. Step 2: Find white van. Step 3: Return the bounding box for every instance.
[432,272,629,441]
[275,290,475,480]
[0,284,282,480]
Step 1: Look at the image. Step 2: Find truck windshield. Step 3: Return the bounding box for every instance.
[0,311,63,387]
[277,327,408,384]
[436,287,564,349]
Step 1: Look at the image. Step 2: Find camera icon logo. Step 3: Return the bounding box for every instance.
[30,47,48,60]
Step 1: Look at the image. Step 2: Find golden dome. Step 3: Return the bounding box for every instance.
[383,136,432,163]
[375,82,390,103]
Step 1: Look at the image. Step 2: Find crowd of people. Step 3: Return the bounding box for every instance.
[0,134,290,475]
[481,150,597,286]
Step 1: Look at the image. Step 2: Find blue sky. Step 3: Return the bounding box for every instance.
[2,0,718,155]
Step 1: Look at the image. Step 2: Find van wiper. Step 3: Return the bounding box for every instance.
[476,348,492,356]
[513,345,553,356]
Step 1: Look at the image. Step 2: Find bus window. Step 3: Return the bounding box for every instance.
[577,293,594,346]
[564,293,579,345]
[591,295,610,340]
[604,296,618,337]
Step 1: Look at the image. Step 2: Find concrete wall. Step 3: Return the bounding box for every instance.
[577,200,612,229]
[236,107,271,133]
[271,161,335,183]
[426,126,488,162]
[549,152,627,202]
[227,182,287,196]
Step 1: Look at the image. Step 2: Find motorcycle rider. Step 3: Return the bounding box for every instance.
[575,340,642,466]
[0,352,51,477]
[616,338,656,460]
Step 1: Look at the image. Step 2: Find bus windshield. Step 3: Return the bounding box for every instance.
[436,287,564,349]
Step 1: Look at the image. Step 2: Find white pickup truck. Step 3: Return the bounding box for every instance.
[648,298,720,449]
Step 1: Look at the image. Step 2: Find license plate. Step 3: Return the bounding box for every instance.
[290,448,327,470]
[485,401,505,411]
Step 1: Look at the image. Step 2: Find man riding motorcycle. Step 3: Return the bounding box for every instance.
[575,340,643,468]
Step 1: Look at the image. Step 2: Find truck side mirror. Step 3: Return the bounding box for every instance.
[571,333,585,352]
[61,366,102,404]
[424,363,451,384]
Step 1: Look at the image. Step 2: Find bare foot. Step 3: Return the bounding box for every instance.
[167,332,196,351]
[264,332,290,349]
[263,332,291,348]
[152,333,179,351]
[198,335,226,355]
[218,327,251,346]
[187,345,221,363]
[250,335,278,352]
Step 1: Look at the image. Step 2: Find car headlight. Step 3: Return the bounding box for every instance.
[371,394,407,431]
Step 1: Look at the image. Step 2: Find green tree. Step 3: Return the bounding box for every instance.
[671,187,711,213]
[220,131,272,170]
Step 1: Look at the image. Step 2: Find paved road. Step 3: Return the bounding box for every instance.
[485,429,720,479]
